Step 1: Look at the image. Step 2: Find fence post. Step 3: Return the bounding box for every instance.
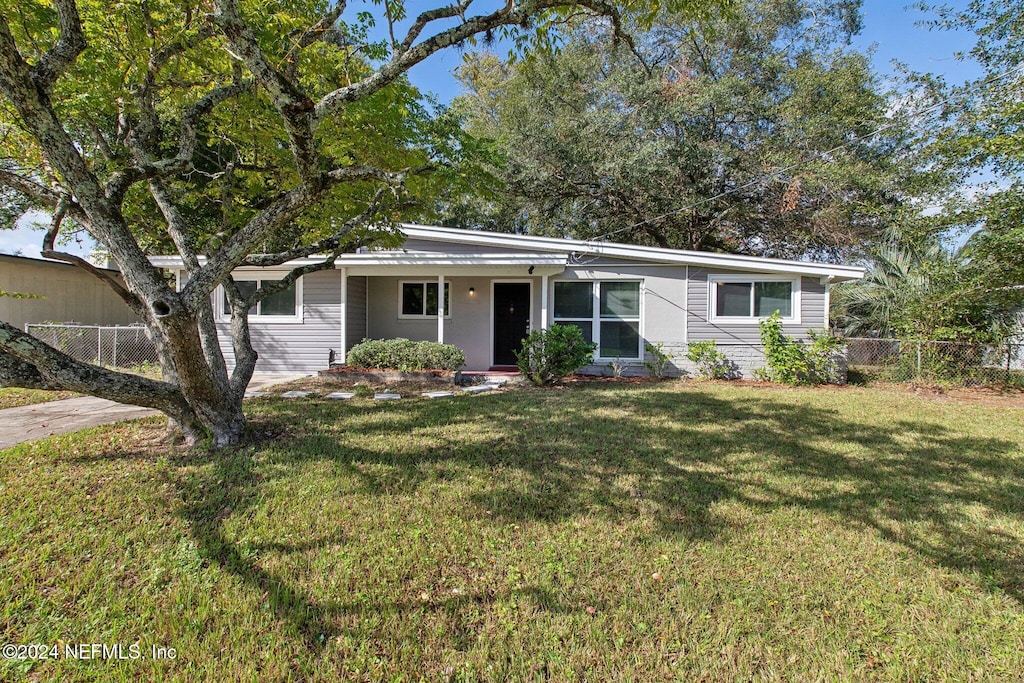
[916,341,922,380]
[1008,343,1014,384]
[112,326,118,368]
[97,327,102,365]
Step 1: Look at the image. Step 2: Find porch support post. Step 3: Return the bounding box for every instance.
[541,274,549,330]
[437,274,445,344]
[339,267,347,364]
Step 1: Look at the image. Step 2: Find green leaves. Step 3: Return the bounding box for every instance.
[450,0,917,259]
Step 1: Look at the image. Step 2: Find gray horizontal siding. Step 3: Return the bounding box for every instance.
[556,264,688,376]
[346,276,367,352]
[686,269,827,346]
[217,270,340,373]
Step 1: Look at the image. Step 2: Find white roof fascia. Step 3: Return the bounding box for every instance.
[334,253,567,267]
[399,223,865,281]
[148,252,567,271]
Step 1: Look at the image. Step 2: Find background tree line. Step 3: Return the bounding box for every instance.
[437,0,1024,343]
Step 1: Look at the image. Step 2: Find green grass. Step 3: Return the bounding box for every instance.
[0,387,78,409]
[2,381,1023,680]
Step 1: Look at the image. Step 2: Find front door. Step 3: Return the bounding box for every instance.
[493,283,531,366]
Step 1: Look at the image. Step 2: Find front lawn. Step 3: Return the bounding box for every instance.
[1,381,1022,680]
[0,387,78,409]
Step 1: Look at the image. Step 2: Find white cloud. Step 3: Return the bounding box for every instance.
[1,210,94,260]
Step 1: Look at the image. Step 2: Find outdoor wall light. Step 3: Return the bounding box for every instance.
[469,287,475,295]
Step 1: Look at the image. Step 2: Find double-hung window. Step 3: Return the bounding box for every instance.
[400,281,450,318]
[709,276,800,322]
[220,277,301,322]
[553,280,642,359]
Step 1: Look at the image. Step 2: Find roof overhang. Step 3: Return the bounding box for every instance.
[335,252,567,276]
[399,224,865,282]
[148,224,865,283]
[148,252,569,277]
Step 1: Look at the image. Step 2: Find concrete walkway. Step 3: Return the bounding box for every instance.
[0,374,308,450]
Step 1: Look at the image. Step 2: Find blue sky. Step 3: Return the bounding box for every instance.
[0,1,983,259]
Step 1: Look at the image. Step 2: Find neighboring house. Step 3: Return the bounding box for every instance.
[150,224,864,376]
[0,253,139,330]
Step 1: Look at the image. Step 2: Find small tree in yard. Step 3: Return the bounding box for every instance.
[0,0,695,446]
[516,325,596,385]
[685,340,731,380]
[758,312,845,385]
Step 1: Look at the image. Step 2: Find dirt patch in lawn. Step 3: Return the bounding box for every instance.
[871,382,1024,408]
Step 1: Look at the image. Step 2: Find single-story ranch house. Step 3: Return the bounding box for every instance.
[150,224,864,376]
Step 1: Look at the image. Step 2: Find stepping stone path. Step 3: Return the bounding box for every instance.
[257,381,505,403]
[462,384,496,394]
[325,392,355,400]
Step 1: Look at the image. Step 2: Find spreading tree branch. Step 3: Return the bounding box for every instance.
[212,0,319,180]
[30,0,87,92]
[0,321,194,417]
[314,0,623,122]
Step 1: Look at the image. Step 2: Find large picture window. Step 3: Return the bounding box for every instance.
[220,277,301,322]
[400,281,450,318]
[553,280,641,359]
[709,276,799,322]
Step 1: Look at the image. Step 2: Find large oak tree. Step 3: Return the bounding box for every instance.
[0,0,694,446]
[448,0,942,260]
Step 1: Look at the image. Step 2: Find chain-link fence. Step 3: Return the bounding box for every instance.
[25,323,159,373]
[844,337,1024,386]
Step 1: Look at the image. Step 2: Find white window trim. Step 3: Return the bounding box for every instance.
[217,275,303,324]
[708,274,801,324]
[553,279,644,361]
[397,280,452,320]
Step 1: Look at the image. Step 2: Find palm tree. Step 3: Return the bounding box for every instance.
[831,238,953,338]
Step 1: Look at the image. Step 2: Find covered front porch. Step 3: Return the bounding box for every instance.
[336,253,567,371]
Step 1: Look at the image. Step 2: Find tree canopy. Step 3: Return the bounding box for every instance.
[447,0,940,260]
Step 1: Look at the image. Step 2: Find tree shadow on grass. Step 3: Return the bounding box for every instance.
[164,384,1023,649]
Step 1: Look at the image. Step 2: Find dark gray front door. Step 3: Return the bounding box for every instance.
[493,283,531,366]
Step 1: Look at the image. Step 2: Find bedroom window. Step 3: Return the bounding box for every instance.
[710,277,799,322]
[400,281,450,318]
[553,280,641,359]
[220,278,301,322]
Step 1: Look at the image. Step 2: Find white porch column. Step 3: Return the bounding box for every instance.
[541,274,550,330]
[339,267,347,364]
[437,274,445,344]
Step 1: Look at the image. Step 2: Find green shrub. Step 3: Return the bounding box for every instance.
[515,325,596,385]
[346,338,465,371]
[758,312,844,385]
[685,340,732,380]
[644,342,672,378]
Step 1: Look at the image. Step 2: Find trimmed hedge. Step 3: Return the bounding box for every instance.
[346,338,466,372]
